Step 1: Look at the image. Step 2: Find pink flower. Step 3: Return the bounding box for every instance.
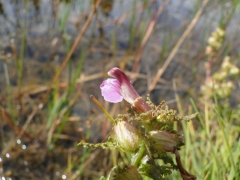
[100,67,151,112]
[100,78,124,103]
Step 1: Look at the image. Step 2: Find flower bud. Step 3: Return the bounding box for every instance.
[205,46,214,55]
[114,121,142,152]
[147,131,181,153]
[229,67,239,75]
[216,27,225,37]
[221,56,231,69]
[107,163,142,180]
[132,97,152,113]
[208,37,216,45]
[213,71,227,80]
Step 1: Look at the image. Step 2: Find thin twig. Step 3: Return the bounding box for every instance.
[0,108,36,142]
[175,150,196,180]
[148,0,210,92]
[16,103,43,141]
[42,0,101,102]
[90,95,115,124]
[15,71,167,96]
[69,149,102,180]
[132,1,167,72]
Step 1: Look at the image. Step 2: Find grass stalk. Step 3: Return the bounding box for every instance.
[17,0,29,92]
[3,62,14,118]
[90,95,115,124]
[148,0,210,92]
[128,0,136,50]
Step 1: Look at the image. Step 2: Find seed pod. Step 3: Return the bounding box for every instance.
[147,130,181,153]
[114,121,142,152]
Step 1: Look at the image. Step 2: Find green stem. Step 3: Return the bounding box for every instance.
[18,0,29,89]
[3,62,14,118]
[132,143,146,167]
[90,95,115,124]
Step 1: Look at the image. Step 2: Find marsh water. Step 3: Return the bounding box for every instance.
[0,0,240,179]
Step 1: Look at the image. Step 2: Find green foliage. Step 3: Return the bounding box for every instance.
[79,95,197,179]
[78,137,119,150]
[107,163,142,180]
[139,153,177,180]
[171,97,240,179]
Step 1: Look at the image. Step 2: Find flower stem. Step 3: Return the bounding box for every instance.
[132,143,146,167]
[90,95,115,124]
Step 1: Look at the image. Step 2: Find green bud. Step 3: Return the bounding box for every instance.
[208,37,216,45]
[132,97,152,113]
[212,41,221,50]
[221,56,231,70]
[114,121,142,152]
[216,27,225,37]
[213,71,227,80]
[147,131,181,153]
[229,67,239,75]
[205,46,214,55]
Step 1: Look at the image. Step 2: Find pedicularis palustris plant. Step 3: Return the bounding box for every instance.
[78,67,198,180]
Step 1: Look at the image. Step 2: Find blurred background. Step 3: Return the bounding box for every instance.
[0,0,240,179]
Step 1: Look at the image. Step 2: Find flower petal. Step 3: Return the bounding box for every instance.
[108,67,139,104]
[100,78,123,103]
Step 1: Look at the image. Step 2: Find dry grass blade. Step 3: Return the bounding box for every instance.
[42,0,102,102]
[132,1,167,72]
[148,0,210,92]
[0,108,35,141]
[15,104,43,141]
[69,149,102,180]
